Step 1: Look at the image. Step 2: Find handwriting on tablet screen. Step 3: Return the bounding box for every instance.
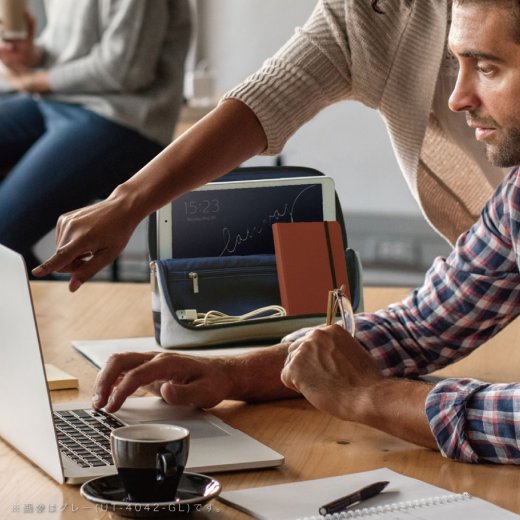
[171,184,324,257]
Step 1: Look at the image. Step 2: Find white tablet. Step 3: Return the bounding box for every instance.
[157,176,336,259]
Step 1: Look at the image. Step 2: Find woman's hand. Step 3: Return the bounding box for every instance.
[1,67,50,92]
[32,191,141,291]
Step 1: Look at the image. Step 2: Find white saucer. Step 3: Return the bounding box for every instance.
[80,472,221,518]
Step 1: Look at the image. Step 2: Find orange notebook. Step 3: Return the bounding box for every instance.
[272,221,350,316]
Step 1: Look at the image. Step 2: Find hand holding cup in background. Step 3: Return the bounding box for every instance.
[0,0,27,41]
[111,424,190,503]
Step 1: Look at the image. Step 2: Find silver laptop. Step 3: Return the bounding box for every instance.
[0,244,283,484]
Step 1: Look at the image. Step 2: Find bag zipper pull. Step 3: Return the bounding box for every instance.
[150,261,157,292]
[188,272,199,293]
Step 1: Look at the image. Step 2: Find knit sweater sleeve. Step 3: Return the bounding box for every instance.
[46,0,170,93]
[222,0,354,155]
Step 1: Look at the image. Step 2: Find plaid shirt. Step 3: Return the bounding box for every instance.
[284,167,520,463]
[358,166,520,463]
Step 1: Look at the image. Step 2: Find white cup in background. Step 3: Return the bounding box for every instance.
[0,0,27,41]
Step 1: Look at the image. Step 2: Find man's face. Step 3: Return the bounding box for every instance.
[449,2,520,167]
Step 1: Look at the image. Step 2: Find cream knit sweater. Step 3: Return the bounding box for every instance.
[37,0,191,146]
[224,0,500,244]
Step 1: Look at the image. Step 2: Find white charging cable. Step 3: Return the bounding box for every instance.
[177,306,287,327]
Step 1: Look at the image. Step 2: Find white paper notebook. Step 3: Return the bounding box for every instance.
[219,468,518,520]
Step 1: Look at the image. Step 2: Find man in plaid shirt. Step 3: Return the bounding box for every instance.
[93,0,520,464]
[353,163,520,464]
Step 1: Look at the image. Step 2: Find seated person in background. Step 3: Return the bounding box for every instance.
[0,0,190,272]
[92,0,520,465]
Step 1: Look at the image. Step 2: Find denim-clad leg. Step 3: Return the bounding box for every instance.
[0,98,163,271]
[0,93,46,168]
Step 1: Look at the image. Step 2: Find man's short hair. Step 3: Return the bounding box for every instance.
[455,0,520,10]
[371,0,520,26]
[372,0,520,42]
[454,0,520,43]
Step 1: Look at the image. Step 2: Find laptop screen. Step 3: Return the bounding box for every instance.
[0,245,65,483]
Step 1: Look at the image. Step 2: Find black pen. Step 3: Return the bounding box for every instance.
[318,480,389,516]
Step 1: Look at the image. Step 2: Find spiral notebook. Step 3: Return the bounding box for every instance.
[219,467,517,520]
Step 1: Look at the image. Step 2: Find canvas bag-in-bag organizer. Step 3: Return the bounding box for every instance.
[149,166,363,349]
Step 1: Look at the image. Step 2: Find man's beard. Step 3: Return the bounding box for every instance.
[486,129,520,167]
[467,112,520,167]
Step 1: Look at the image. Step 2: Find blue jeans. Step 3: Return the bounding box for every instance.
[0,94,163,271]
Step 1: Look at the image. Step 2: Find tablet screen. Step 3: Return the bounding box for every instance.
[169,182,329,257]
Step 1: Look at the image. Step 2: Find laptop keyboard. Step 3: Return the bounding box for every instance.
[53,409,124,468]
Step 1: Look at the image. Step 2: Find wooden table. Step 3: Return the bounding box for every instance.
[2,283,520,519]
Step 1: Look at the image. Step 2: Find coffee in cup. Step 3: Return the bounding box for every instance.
[111,424,190,503]
[0,0,27,40]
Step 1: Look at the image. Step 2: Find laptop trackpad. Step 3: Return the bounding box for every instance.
[114,397,231,439]
[147,419,228,439]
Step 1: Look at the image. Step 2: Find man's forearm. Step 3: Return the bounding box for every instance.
[227,344,298,402]
[355,379,437,449]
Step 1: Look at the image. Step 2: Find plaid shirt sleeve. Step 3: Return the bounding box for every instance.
[353,167,520,463]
